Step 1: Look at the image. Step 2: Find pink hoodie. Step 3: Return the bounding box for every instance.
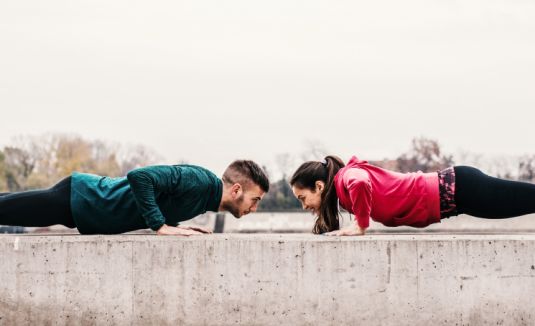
[334,156,441,229]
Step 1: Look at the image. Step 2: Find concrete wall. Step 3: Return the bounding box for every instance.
[218,212,535,233]
[1,234,535,325]
[23,212,535,235]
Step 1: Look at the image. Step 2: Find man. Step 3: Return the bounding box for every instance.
[0,160,269,235]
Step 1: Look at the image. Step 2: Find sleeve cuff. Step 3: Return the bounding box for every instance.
[147,220,165,231]
[355,216,370,229]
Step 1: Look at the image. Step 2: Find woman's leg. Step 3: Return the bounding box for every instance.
[455,166,535,218]
[0,176,75,228]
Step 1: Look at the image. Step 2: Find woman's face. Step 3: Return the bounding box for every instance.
[292,181,324,215]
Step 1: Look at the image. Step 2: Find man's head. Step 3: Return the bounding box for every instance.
[220,160,270,218]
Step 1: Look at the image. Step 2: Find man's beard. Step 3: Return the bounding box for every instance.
[222,194,244,218]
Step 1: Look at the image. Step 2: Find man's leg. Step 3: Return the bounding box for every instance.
[0,177,75,228]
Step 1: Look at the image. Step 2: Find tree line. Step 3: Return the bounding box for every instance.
[0,134,159,192]
[1,134,534,211]
[259,137,535,211]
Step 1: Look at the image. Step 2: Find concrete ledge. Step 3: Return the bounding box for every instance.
[1,234,535,325]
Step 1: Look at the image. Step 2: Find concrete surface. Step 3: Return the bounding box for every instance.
[220,212,535,233]
[21,212,535,234]
[1,234,535,325]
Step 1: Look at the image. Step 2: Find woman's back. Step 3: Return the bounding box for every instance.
[334,156,440,228]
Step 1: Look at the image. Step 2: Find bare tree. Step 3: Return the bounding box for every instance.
[117,144,161,175]
[0,150,7,192]
[454,150,484,168]
[488,156,517,180]
[275,152,294,181]
[91,140,121,176]
[1,133,162,190]
[454,151,520,180]
[300,139,328,162]
[396,137,454,172]
[518,155,535,182]
[3,146,36,191]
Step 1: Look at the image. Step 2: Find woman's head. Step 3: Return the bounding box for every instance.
[290,155,345,234]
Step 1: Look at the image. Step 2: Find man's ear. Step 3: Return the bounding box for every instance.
[231,183,243,198]
[315,180,325,193]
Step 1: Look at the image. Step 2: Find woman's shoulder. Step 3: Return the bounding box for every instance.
[339,167,370,182]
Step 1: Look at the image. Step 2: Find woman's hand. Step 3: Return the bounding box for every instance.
[157,224,204,236]
[323,224,366,236]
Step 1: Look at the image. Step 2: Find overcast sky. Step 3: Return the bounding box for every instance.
[1,0,534,177]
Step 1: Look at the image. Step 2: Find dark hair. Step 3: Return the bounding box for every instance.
[222,160,270,193]
[290,155,345,234]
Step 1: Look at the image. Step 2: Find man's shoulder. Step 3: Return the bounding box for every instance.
[174,164,214,175]
[173,164,219,184]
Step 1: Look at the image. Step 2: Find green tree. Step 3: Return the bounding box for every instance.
[259,178,301,212]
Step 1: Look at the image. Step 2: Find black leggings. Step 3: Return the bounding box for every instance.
[455,166,535,218]
[0,177,76,228]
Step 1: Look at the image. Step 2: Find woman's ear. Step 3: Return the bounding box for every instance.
[315,180,325,193]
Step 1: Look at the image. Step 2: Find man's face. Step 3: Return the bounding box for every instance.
[227,183,265,218]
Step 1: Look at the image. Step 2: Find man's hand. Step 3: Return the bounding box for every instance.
[323,224,366,236]
[177,225,213,234]
[157,224,204,236]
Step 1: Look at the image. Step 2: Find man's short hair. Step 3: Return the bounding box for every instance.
[222,160,270,193]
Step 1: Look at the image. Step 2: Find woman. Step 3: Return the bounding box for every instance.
[290,155,535,236]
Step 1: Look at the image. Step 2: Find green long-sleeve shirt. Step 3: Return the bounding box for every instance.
[70,164,223,234]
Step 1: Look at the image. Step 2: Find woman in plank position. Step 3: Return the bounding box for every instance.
[290,155,535,235]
